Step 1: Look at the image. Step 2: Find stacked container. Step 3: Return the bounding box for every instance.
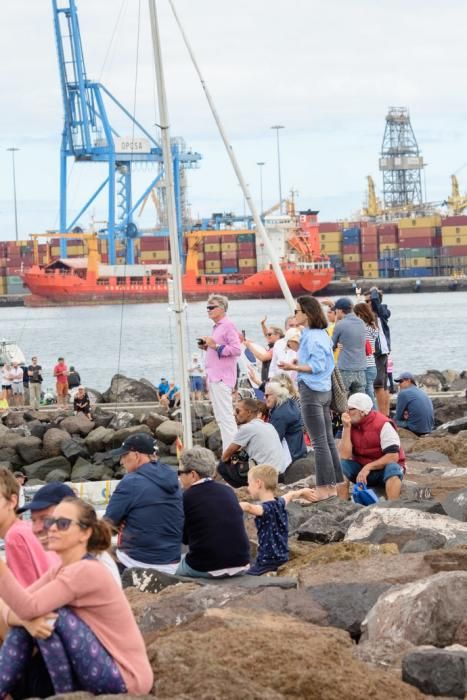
[237,233,257,274]
[398,215,441,277]
[342,226,362,277]
[319,222,343,273]
[440,215,467,275]
[140,236,171,264]
[360,223,379,278]
[204,236,222,274]
[220,233,239,273]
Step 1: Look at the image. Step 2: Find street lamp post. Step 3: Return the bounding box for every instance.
[6,147,20,241]
[270,126,284,213]
[256,161,265,215]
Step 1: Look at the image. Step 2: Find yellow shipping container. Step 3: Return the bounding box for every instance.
[206,260,221,268]
[221,243,237,252]
[0,280,6,293]
[205,243,221,253]
[343,254,361,263]
[441,225,467,237]
[364,270,379,279]
[442,233,467,246]
[379,243,398,251]
[320,243,342,254]
[398,215,441,229]
[319,232,342,244]
[405,257,433,267]
[362,261,378,270]
[238,258,256,266]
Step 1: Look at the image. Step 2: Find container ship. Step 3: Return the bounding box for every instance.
[15,209,334,306]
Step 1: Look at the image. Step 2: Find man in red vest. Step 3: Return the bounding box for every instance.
[337,392,405,500]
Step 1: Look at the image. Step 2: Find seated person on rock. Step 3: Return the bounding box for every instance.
[217,397,286,488]
[264,377,308,468]
[18,482,121,586]
[394,371,434,436]
[337,392,406,501]
[105,433,184,573]
[239,464,314,575]
[0,497,153,698]
[176,446,250,579]
[73,385,91,419]
[160,380,180,410]
[156,377,170,402]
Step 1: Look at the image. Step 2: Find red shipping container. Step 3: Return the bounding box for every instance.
[440,245,467,256]
[378,235,398,245]
[441,216,467,227]
[345,263,362,272]
[361,243,378,252]
[361,252,379,261]
[204,252,221,261]
[399,237,439,248]
[319,222,341,233]
[140,236,170,251]
[237,242,256,251]
[221,254,238,262]
[342,244,360,254]
[397,227,438,238]
[237,266,256,274]
[220,234,238,243]
[361,224,378,236]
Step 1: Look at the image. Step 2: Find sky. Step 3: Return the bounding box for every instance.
[1,0,467,240]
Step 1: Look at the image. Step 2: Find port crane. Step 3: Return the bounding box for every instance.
[52,0,201,264]
[446,175,467,215]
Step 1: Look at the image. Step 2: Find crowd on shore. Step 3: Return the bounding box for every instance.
[0,288,440,697]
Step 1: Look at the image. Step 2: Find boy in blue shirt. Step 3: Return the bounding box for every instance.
[239,464,314,575]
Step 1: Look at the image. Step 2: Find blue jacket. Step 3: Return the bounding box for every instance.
[269,399,307,462]
[104,460,183,564]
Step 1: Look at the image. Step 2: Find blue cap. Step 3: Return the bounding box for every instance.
[334,297,353,312]
[395,371,416,385]
[17,482,75,514]
[110,432,157,457]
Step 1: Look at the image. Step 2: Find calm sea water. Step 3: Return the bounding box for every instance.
[0,291,465,392]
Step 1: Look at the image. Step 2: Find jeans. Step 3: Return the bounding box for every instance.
[340,369,366,396]
[341,458,404,486]
[364,366,377,408]
[298,382,343,487]
[0,607,127,697]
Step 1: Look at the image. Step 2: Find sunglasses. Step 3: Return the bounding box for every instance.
[206,305,220,311]
[43,517,85,532]
[177,469,191,476]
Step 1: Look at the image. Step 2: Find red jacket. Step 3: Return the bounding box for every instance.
[350,410,406,470]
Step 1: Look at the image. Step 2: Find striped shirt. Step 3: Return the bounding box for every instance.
[365,325,379,368]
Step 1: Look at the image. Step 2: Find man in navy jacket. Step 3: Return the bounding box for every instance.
[105,433,183,573]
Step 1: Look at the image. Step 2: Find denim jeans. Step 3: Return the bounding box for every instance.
[365,365,377,408]
[298,382,343,487]
[341,458,404,486]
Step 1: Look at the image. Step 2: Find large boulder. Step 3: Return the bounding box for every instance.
[362,571,467,646]
[437,415,467,435]
[416,369,450,393]
[23,456,71,481]
[443,488,467,522]
[432,397,467,426]
[0,447,22,468]
[71,458,112,482]
[155,420,183,445]
[402,645,467,698]
[15,436,44,464]
[59,414,95,436]
[345,507,467,549]
[28,421,49,440]
[44,468,71,483]
[109,424,152,448]
[0,431,26,450]
[84,426,115,453]
[42,428,70,457]
[107,411,140,431]
[90,408,113,428]
[143,412,170,433]
[60,437,90,462]
[101,374,159,403]
[297,512,347,544]
[2,412,26,429]
[283,454,315,484]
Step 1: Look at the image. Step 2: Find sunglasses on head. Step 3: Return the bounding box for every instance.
[43,517,85,532]
[206,305,220,311]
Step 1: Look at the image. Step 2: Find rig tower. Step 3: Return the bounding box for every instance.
[379,107,424,210]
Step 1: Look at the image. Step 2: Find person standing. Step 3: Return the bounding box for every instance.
[1,363,12,405]
[268,315,299,378]
[364,286,391,416]
[67,366,81,389]
[28,356,43,410]
[53,356,69,408]
[199,294,241,451]
[279,296,343,502]
[354,302,379,408]
[10,361,24,408]
[332,297,367,396]
[188,355,204,401]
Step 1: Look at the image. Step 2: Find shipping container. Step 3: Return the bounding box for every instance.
[398,215,441,229]
[140,236,169,251]
[399,237,439,248]
[362,270,379,279]
[343,253,361,263]
[441,215,467,227]
[204,243,221,253]
[396,227,439,239]
[237,233,255,242]
[222,267,239,274]
[204,252,221,262]
[320,245,343,255]
[362,261,378,270]
[220,234,239,243]
[361,252,378,262]
[221,243,237,252]
[440,245,467,256]
[237,266,256,274]
[239,258,257,267]
[399,267,433,277]
[401,257,434,267]
[398,247,437,257]
[319,222,342,233]
[342,244,360,254]
[319,232,342,244]
[361,245,378,254]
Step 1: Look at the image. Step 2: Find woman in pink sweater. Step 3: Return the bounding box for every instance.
[0,497,153,697]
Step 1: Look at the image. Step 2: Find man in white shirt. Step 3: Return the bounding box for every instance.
[9,361,24,408]
[268,315,299,380]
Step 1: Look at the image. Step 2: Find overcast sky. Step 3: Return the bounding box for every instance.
[1,0,467,240]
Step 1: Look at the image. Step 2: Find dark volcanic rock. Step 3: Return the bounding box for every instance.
[15,436,44,464]
[107,411,140,431]
[283,454,316,484]
[84,426,115,453]
[402,646,467,698]
[60,414,95,436]
[102,374,159,403]
[71,458,111,482]
[297,512,347,544]
[61,437,90,462]
[443,488,467,522]
[407,449,454,465]
[0,447,22,468]
[45,468,71,483]
[42,428,70,457]
[28,421,49,440]
[143,412,169,433]
[375,499,447,516]
[155,420,183,445]
[2,412,26,429]
[432,397,467,426]
[24,456,72,481]
[437,416,467,435]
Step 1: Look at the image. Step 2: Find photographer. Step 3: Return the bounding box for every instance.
[364,287,391,416]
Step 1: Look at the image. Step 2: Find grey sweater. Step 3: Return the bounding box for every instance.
[332,314,367,371]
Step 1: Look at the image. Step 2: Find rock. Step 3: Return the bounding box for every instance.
[362,571,467,646]
[282,454,316,484]
[124,568,297,593]
[0,447,22,468]
[286,502,318,535]
[443,488,467,521]
[107,411,139,431]
[2,412,26,428]
[101,373,159,403]
[201,420,220,439]
[15,436,44,464]
[60,414,95,436]
[432,397,467,426]
[355,638,416,674]
[407,449,454,465]
[144,607,423,700]
[345,507,467,549]
[375,499,447,515]
[278,541,399,578]
[207,430,222,455]
[23,455,72,481]
[85,387,103,404]
[45,468,71,483]
[42,427,70,457]
[451,371,467,393]
[0,431,26,450]
[297,512,347,544]
[84,426,115,453]
[402,645,467,698]
[437,415,467,435]
[60,437,90,462]
[155,420,183,444]
[90,408,113,428]
[305,582,391,639]
[108,424,152,448]
[143,412,169,433]
[27,421,48,440]
[71,458,110,482]
[424,547,467,573]
[416,369,450,393]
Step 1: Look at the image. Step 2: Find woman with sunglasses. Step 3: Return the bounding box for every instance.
[278,296,343,502]
[0,497,153,697]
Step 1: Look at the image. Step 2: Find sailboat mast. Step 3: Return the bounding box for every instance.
[167,0,295,313]
[148,0,193,449]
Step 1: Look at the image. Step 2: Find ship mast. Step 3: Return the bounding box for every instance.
[148,0,192,449]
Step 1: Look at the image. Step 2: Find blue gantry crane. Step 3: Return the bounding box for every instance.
[52,0,201,264]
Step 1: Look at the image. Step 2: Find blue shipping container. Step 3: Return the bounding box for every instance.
[222,267,238,273]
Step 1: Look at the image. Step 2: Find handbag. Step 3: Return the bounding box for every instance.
[330,367,347,414]
[352,482,379,506]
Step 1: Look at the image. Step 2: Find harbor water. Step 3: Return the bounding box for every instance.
[0,291,465,392]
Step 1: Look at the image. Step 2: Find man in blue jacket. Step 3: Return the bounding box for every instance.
[394,372,434,436]
[105,433,184,573]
